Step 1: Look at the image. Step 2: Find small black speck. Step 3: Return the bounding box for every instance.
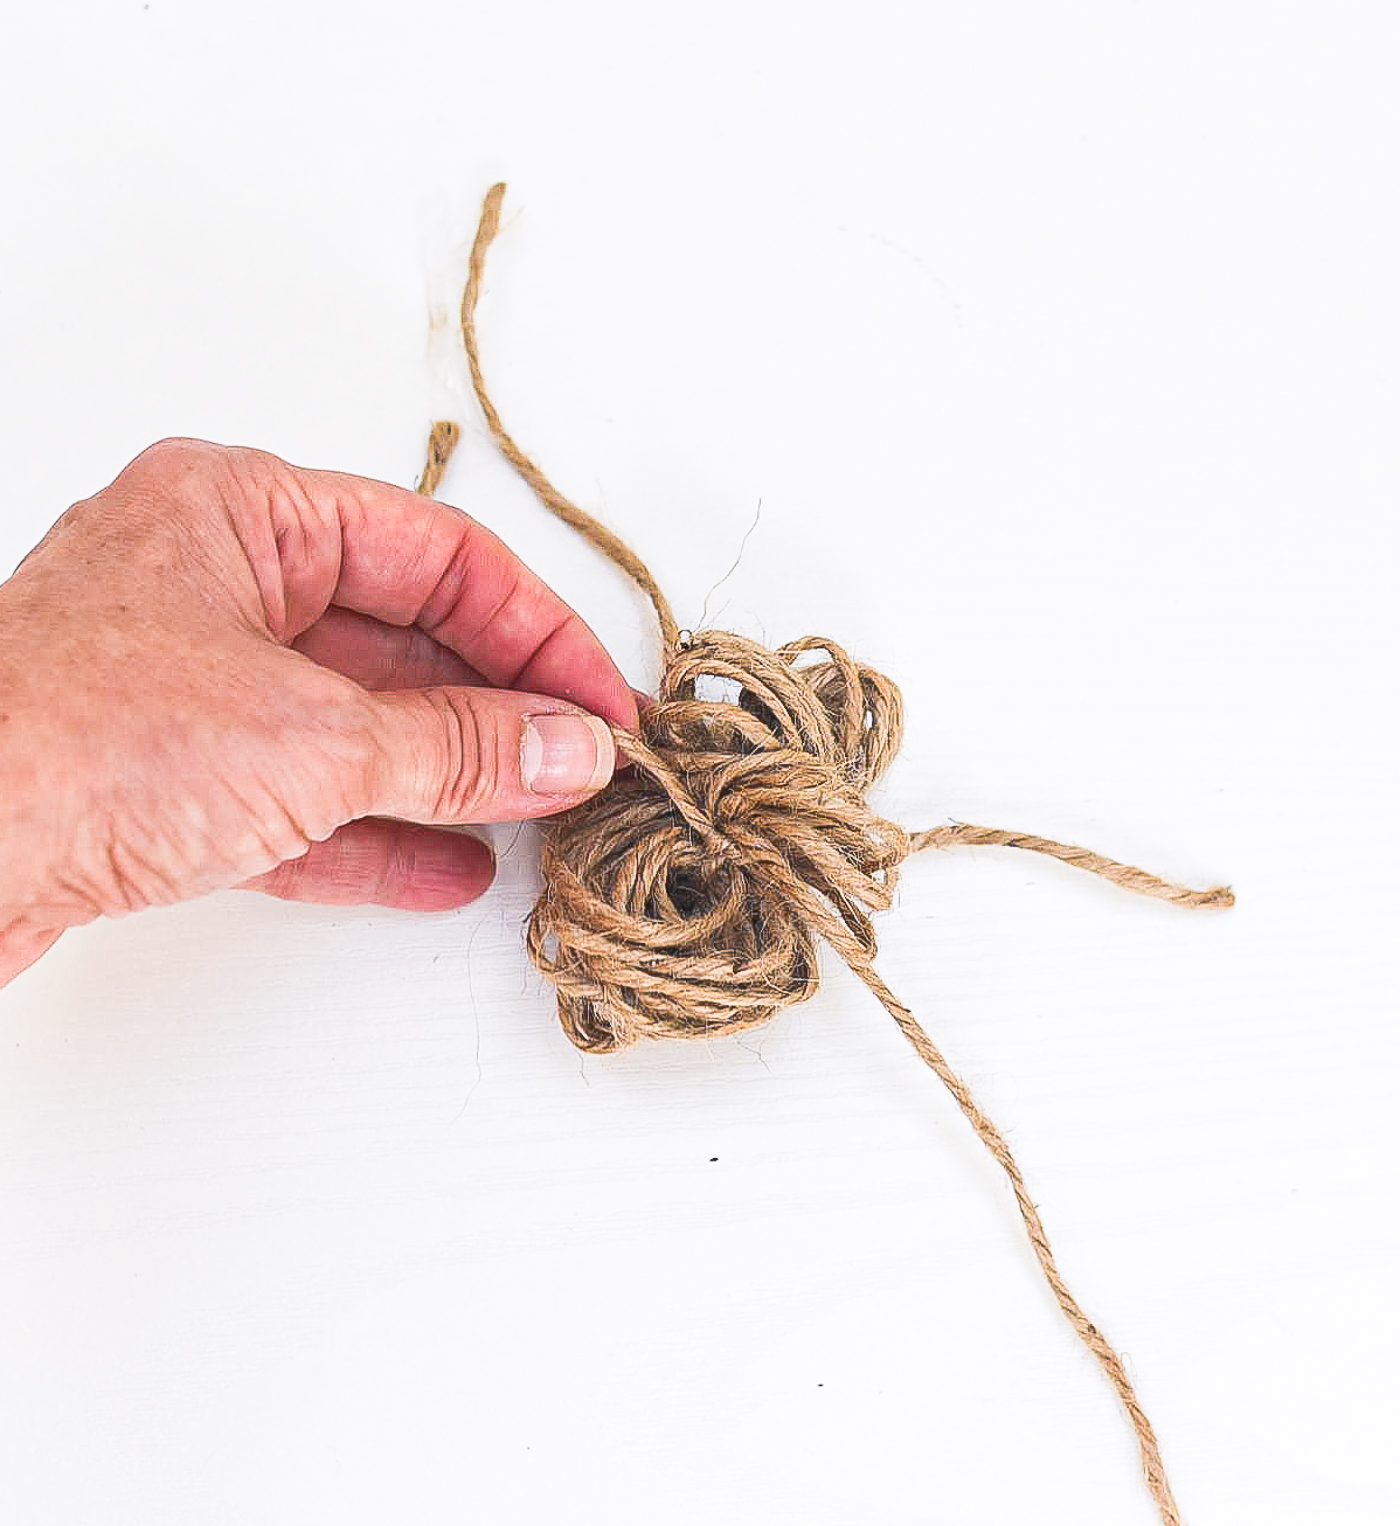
[709,1156,718,1163]
[817,1382,824,1388]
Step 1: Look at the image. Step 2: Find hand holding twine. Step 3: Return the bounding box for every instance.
[421,183,1232,1526]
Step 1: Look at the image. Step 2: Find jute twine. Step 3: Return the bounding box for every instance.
[420,183,1233,1525]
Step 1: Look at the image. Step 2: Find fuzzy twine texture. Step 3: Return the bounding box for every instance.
[531,629,908,1052]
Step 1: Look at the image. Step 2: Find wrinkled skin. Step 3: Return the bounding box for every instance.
[0,438,637,988]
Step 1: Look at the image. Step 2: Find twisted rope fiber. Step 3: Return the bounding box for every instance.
[422,183,1235,1525]
[415,419,460,497]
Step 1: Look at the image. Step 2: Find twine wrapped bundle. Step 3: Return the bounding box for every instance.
[420,184,1232,1526]
[534,628,910,1053]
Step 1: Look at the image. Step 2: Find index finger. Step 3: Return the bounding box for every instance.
[271,461,640,731]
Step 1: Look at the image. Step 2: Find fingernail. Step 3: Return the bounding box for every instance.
[521,713,615,795]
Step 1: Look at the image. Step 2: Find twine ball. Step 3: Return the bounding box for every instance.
[527,629,911,1052]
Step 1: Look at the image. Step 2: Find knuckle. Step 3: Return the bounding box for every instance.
[97,828,181,915]
[135,435,208,463]
[309,681,385,823]
[125,439,286,517]
[376,832,411,902]
[429,693,498,820]
[127,436,222,485]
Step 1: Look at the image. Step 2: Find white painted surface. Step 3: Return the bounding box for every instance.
[1,4,1395,1522]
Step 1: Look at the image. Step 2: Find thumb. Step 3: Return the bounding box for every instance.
[359,686,617,825]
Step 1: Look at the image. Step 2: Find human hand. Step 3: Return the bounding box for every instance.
[0,438,639,988]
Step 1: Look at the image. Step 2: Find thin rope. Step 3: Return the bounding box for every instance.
[415,419,460,497]
[417,182,1233,1526]
[913,823,1233,908]
[858,961,1181,1523]
[421,182,681,653]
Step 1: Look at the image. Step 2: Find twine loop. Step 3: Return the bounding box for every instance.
[527,629,912,1052]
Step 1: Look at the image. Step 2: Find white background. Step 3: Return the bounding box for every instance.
[1,4,1396,1523]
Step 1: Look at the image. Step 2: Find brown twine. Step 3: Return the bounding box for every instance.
[415,419,460,497]
[911,824,1235,910]
[456,184,682,653]
[418,183,1235,1526]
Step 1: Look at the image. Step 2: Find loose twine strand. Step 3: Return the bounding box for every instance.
[419,182,1235,1526]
